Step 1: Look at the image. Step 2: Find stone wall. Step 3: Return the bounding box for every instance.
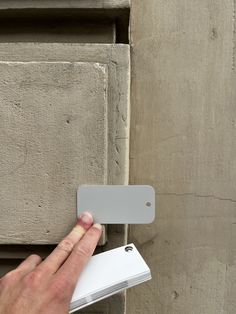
[127,1,236,313]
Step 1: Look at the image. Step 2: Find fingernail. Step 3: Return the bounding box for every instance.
[79,211,93,225]
[93,223,102,230]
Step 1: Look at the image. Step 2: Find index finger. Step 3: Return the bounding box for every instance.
[54,223,102,295]
[39,212,93,274]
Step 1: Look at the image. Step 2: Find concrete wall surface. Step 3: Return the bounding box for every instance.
[127,1,236,314]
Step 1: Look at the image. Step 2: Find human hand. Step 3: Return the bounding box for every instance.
[0,212,102,314]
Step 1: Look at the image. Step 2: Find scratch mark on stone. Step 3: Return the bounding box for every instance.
[115,160,121,170]
[171,290,179,300]
[157,191,236,203]
[121,114,126,122]
[115,137,128,140]
[115,144,120,153]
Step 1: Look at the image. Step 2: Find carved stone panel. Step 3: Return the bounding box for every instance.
[0,43,130,245]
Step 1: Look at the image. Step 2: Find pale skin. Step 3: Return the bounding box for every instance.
[0,212,102,314]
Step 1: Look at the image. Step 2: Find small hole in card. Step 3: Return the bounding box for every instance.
[125,246,133,252]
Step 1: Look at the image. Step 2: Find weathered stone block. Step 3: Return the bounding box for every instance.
[0,44,130,244]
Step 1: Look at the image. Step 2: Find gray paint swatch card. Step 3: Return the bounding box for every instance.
[77,185,155,224]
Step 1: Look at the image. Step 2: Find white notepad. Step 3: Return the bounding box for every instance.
[70,243,151,313]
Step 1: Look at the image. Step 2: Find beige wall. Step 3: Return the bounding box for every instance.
[128,1,236,313]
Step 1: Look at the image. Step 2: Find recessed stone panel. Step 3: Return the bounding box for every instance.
[0,61,108,243]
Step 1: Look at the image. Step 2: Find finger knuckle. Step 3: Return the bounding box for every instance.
[75,244,91,259]
[50,279,69,301]
[0,271,18,288]
[23,270,42,288]
[58,238,74,253]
